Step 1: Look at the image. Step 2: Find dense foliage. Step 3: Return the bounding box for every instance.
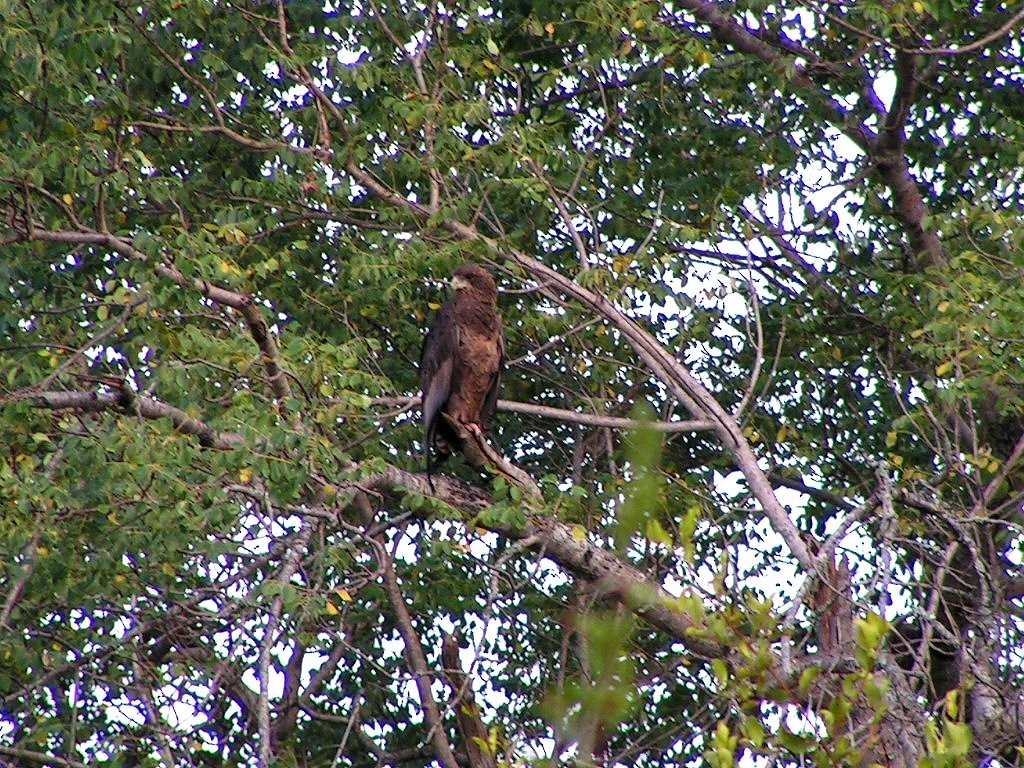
[2,1,1024,766]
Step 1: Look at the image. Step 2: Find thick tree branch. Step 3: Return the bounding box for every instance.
[362,466,726,659]
[662,2,947,270]
[441,633,497,768]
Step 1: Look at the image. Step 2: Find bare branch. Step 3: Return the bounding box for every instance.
[372,396,715,433]
[524,156,591,271]
[441,633,497,768]
[360,465,726,659]
[132,120,284,152]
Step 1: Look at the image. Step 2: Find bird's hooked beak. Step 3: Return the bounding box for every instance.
[450,274,471,292]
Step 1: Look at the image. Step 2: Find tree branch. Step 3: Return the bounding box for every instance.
[441,633,497,768]
[0,746,89,768]
[902,7,1024,56]
[661,1,947,270]
[360,465,726,659]
[258,521,314,766]
[371,395,715,433]
[362,496,460,768]
[7,389,245,449]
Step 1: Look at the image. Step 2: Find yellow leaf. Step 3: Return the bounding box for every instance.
[912,1,924,12]
[776,425,787,443]
[114,574,127,585]
[325,601,339,616]
[570,524,587,542]
[162,563,176,576]
[335,588,353,602]
[831,346,843,361]
[544,22,555,34]
[645,518,672,546]
[885,431,897,448]
[321,483,337,497]
[62,193,73,206]
[944,689,960,719]
[239,467,253,483]
[935,360,954,377]
[937,300,951,313]
[427,301,442,310]
[987,459,1000,473]
[910,328,926,338]
[93,116,110,131]
[36,546,49,557]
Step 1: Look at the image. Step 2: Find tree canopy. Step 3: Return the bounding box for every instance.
[2,1,1024,766]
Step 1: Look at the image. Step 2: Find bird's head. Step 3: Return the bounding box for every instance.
[449,264,497,299]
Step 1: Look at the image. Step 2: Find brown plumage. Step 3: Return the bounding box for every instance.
[419,264,505,488]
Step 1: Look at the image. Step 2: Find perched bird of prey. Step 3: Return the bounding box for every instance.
[419,264,505,489]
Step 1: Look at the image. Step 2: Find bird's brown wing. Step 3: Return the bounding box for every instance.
[480,322,505,433]
[419,301,459,483]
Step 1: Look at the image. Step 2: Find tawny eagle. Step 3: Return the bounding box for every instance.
[419,264,505,488]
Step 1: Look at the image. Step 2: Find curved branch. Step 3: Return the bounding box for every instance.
[902,7,1024,56]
